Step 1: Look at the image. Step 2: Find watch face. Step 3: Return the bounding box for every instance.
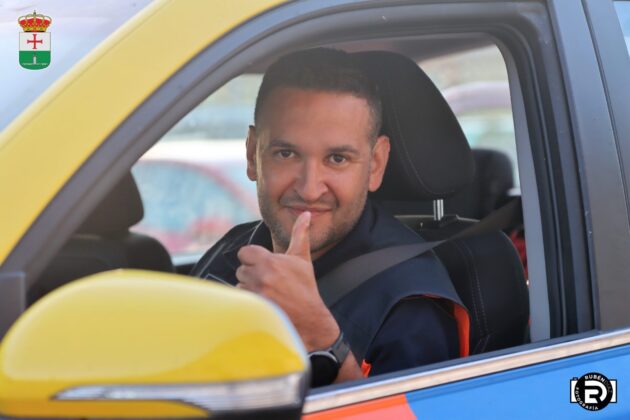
[309,353,339,387]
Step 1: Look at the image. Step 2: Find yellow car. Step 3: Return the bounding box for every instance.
[2,0,630,418]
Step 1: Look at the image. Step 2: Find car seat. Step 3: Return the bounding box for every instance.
[355,51,529,354]
[29,172,174,303]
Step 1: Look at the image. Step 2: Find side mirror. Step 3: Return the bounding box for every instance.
[0,270,308,419]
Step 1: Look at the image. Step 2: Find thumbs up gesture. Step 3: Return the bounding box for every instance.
[286,211,313,261]
[236,212,340,352]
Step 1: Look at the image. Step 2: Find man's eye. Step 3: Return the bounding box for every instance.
[329,154,347,164]
[277,150,294,159]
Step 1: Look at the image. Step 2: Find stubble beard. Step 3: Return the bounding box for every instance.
[257,186,368,256]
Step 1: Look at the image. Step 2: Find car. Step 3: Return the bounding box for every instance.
[132,140,260,258]
[1,0,629,418]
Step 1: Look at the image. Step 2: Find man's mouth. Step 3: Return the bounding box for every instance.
[284,206,332,218]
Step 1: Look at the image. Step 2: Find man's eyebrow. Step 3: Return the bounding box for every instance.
[265,140,361,156]
[328,145,361,156]
[267,139,295,149]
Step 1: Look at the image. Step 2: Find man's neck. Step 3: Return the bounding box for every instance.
[271,237,338,261]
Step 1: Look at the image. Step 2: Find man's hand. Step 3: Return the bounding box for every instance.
[236,211,338,351]
[236,211,364,383]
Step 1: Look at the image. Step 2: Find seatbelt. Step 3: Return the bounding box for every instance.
[318,197,522,307]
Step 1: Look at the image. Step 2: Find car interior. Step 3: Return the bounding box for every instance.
[30,33,534,375]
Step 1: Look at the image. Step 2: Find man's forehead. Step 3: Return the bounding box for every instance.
[261,86,370,114]
[256,87,374,139]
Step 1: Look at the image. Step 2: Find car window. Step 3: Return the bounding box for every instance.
[0,1,153,131]
[131,75,262,258]
[421,45,518,187]
[615,1,630,56]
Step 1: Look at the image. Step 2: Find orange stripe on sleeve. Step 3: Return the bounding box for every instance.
[360,359,372,377]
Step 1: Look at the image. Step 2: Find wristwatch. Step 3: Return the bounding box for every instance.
[308,331,350,387]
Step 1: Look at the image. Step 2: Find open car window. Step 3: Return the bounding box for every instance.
[128,31,542,376]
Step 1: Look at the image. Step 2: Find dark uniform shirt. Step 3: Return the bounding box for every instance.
[191,200,459,377]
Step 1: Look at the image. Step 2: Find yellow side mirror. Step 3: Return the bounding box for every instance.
[0,270,308,418]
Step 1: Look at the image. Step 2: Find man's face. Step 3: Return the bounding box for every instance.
[246,87,390,259]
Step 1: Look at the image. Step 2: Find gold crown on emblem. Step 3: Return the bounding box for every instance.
[18,10,52,32]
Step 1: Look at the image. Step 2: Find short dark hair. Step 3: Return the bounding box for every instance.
[254,48,382,141]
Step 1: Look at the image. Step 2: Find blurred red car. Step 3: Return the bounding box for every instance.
[131,140,260,257]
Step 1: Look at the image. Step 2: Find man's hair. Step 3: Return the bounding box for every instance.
[254,48,382,142]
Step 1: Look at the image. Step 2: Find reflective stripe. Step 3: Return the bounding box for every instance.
[361,359,372,377]
[420,294,471,358]
[453,303,470,357]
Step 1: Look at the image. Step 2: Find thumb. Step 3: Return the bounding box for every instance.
[286,211,311,261]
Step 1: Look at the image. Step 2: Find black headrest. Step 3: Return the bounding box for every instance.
[77,172,144,236]
[354,51,475,201]
[455,148,514,219]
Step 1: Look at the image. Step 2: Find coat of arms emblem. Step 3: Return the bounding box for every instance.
[18,11,52,70]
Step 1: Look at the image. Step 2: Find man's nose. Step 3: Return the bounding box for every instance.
[295,160,328,202]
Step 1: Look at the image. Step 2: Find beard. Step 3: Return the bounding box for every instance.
[257,186,367,256]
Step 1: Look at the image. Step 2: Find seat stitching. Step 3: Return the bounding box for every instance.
[475,333,491,354]
[450,241,482,336]
[458,240,489,336]
[498,233,529,308]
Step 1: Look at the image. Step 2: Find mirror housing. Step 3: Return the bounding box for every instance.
[0,270,308,418]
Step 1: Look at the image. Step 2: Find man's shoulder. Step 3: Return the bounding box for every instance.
[190,220,261,278]
[369,201,427,248]
[219,220,262,245]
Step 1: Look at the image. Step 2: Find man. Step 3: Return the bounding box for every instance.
[193,48,464,386]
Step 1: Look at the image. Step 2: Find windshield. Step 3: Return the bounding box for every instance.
[0,0,153,131]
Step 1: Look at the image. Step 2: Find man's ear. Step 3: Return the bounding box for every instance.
[368,135,390,192]
[246,125,257,181]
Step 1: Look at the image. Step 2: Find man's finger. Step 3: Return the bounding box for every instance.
[235,265,257,291]
[237,244,270,266]
[286,211,311,261]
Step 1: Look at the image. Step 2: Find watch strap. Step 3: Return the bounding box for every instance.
[329,331,350,365]
[309,331,350,366]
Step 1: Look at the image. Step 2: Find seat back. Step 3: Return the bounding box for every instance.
[354,50,529,354]
[29,173,173,303]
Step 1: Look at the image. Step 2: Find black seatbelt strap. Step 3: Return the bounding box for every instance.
[318,197,522,307]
